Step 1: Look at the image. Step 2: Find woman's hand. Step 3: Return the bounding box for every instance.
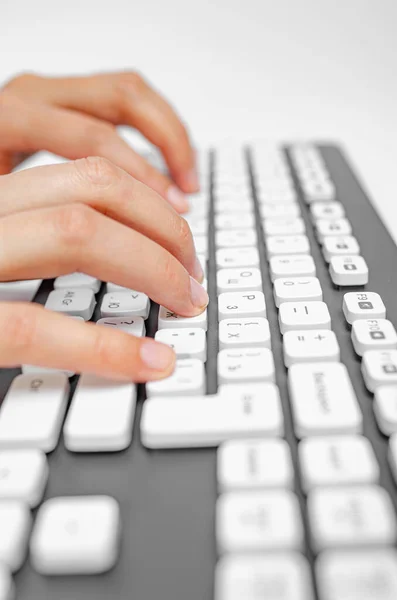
[0,157,208,381]
[0,72,199,212]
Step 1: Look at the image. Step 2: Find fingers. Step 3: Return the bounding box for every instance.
[0,157,203,281]
[0,203,208,317]
[4,72,198,194]
[0,302,176,382]
[0,92,188,212]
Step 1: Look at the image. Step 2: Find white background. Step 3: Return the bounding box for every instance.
[2,0,397,239]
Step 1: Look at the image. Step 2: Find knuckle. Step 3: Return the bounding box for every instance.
[52,203,96,248]
[84,122,116,154]
[117,70,146,92]
[2,72,39,93]
[74,156,120,189]
[1,305,38,352]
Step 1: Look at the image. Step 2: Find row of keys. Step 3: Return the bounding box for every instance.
[290,144,336,202]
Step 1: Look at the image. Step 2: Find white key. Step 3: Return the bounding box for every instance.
[100,291,150,319]
[302,179,335,202]
[316,549,397,600]
[158,306,208,330]
[45,288,96,320]
[216,491,303,553]
[218,348,275,384]
[389,434,397,482]
[0,502,31,572]
[0,564,14,600]
[258,189,297,204]
[329,255,369,286]
[184,216,208,235]
[219,317,271,349]
[64,375,137,452]
[279,301,331,334]
[215,213,255,230]
[155,328,207,361]
[218,439,293,491]
[283,329,340,367]
[322,236,360,262]
[266,235,310,257]
[21,364,75,378]
[141,383,283,448]
[260,203,300,219]
[216,247,259,269]
[214,199,253,214]
[215,554,313,600]
[374,386,397,435]
[197,253,207,278]
[30,496,120,574]
[362,350,397,392]
[0,450,48,507]
[217,268,262,293]
[352,319,397,356]
[216,229,257,248]
[273,276,322,307]
[0,374,70,453]
[218,291,266,320]
[146,358,205,397]
[0,280,42,302]
[343,291,386,324]
[54,273,101,293]
[96,316,145,337]
[308,485,396,551]
[299,436,379,491]
[269,255,316,281]
[193,234,208,256]
[263,218,305,237]
[288,362,362,437]
[310,202,345,220]
[316,218,352,242]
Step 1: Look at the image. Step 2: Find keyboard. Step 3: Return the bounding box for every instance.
[1,143,397,600]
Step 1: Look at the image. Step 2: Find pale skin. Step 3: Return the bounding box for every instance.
[0,72,208,381]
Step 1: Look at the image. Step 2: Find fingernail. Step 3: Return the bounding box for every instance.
[190,276,209,309]
[167,186,189,213]
[140,339,176,371]
[184,168,200,192]
[192,256,204,283]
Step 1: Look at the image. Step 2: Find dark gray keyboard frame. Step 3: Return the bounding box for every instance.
[1,144,396,600]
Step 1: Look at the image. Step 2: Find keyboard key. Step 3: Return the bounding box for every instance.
[100,291,150,319]
[0,502,31,572]
[216,247,259,269]
[218,317,271,349]
[302,178,335,202]
[374,386,397,435]
[21,364,75,378]
[329,255,369,286]
[45,288,96,320]
[299,436,379,491]
[217,439,293,491]
[217,268,262,293]
[266,235,310,257]
[96,316,145,337]
[158,306,208,330]
[141,383,283,448]
[283,329,340,367]
[322,236,360,262]
[215,554,313,600]
[54,273,101,293]
[389,434,397,483]
[184,216,208,236]
[146,358,205,397]
[260,203,301,219]
[30,496,120,574]
[316,218,352,243]
[0,374,70,452]
[308,485,396,551]
[155,328,207,361]
[343,291,386,324]
[214,199,253,214]
[362,350,397,392]
[216,229,257,248]
[218,348,275,384]
[279,301,331,334]
[258,189,297,204]
[192,234,208,256]
[269,255,316,280]
[316,549,397,600]
[216,491,303,553]
[273,276,322,306]
[351,319,397,356]
[64,375,137,452]
[0,563,14,600]
[218,291,266,320]
[310,201,345,220]
[215,213,255,230]
[0,450,48,507]
[0,280,42,302]
[263,217,306,237]
[288,363,362,437]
